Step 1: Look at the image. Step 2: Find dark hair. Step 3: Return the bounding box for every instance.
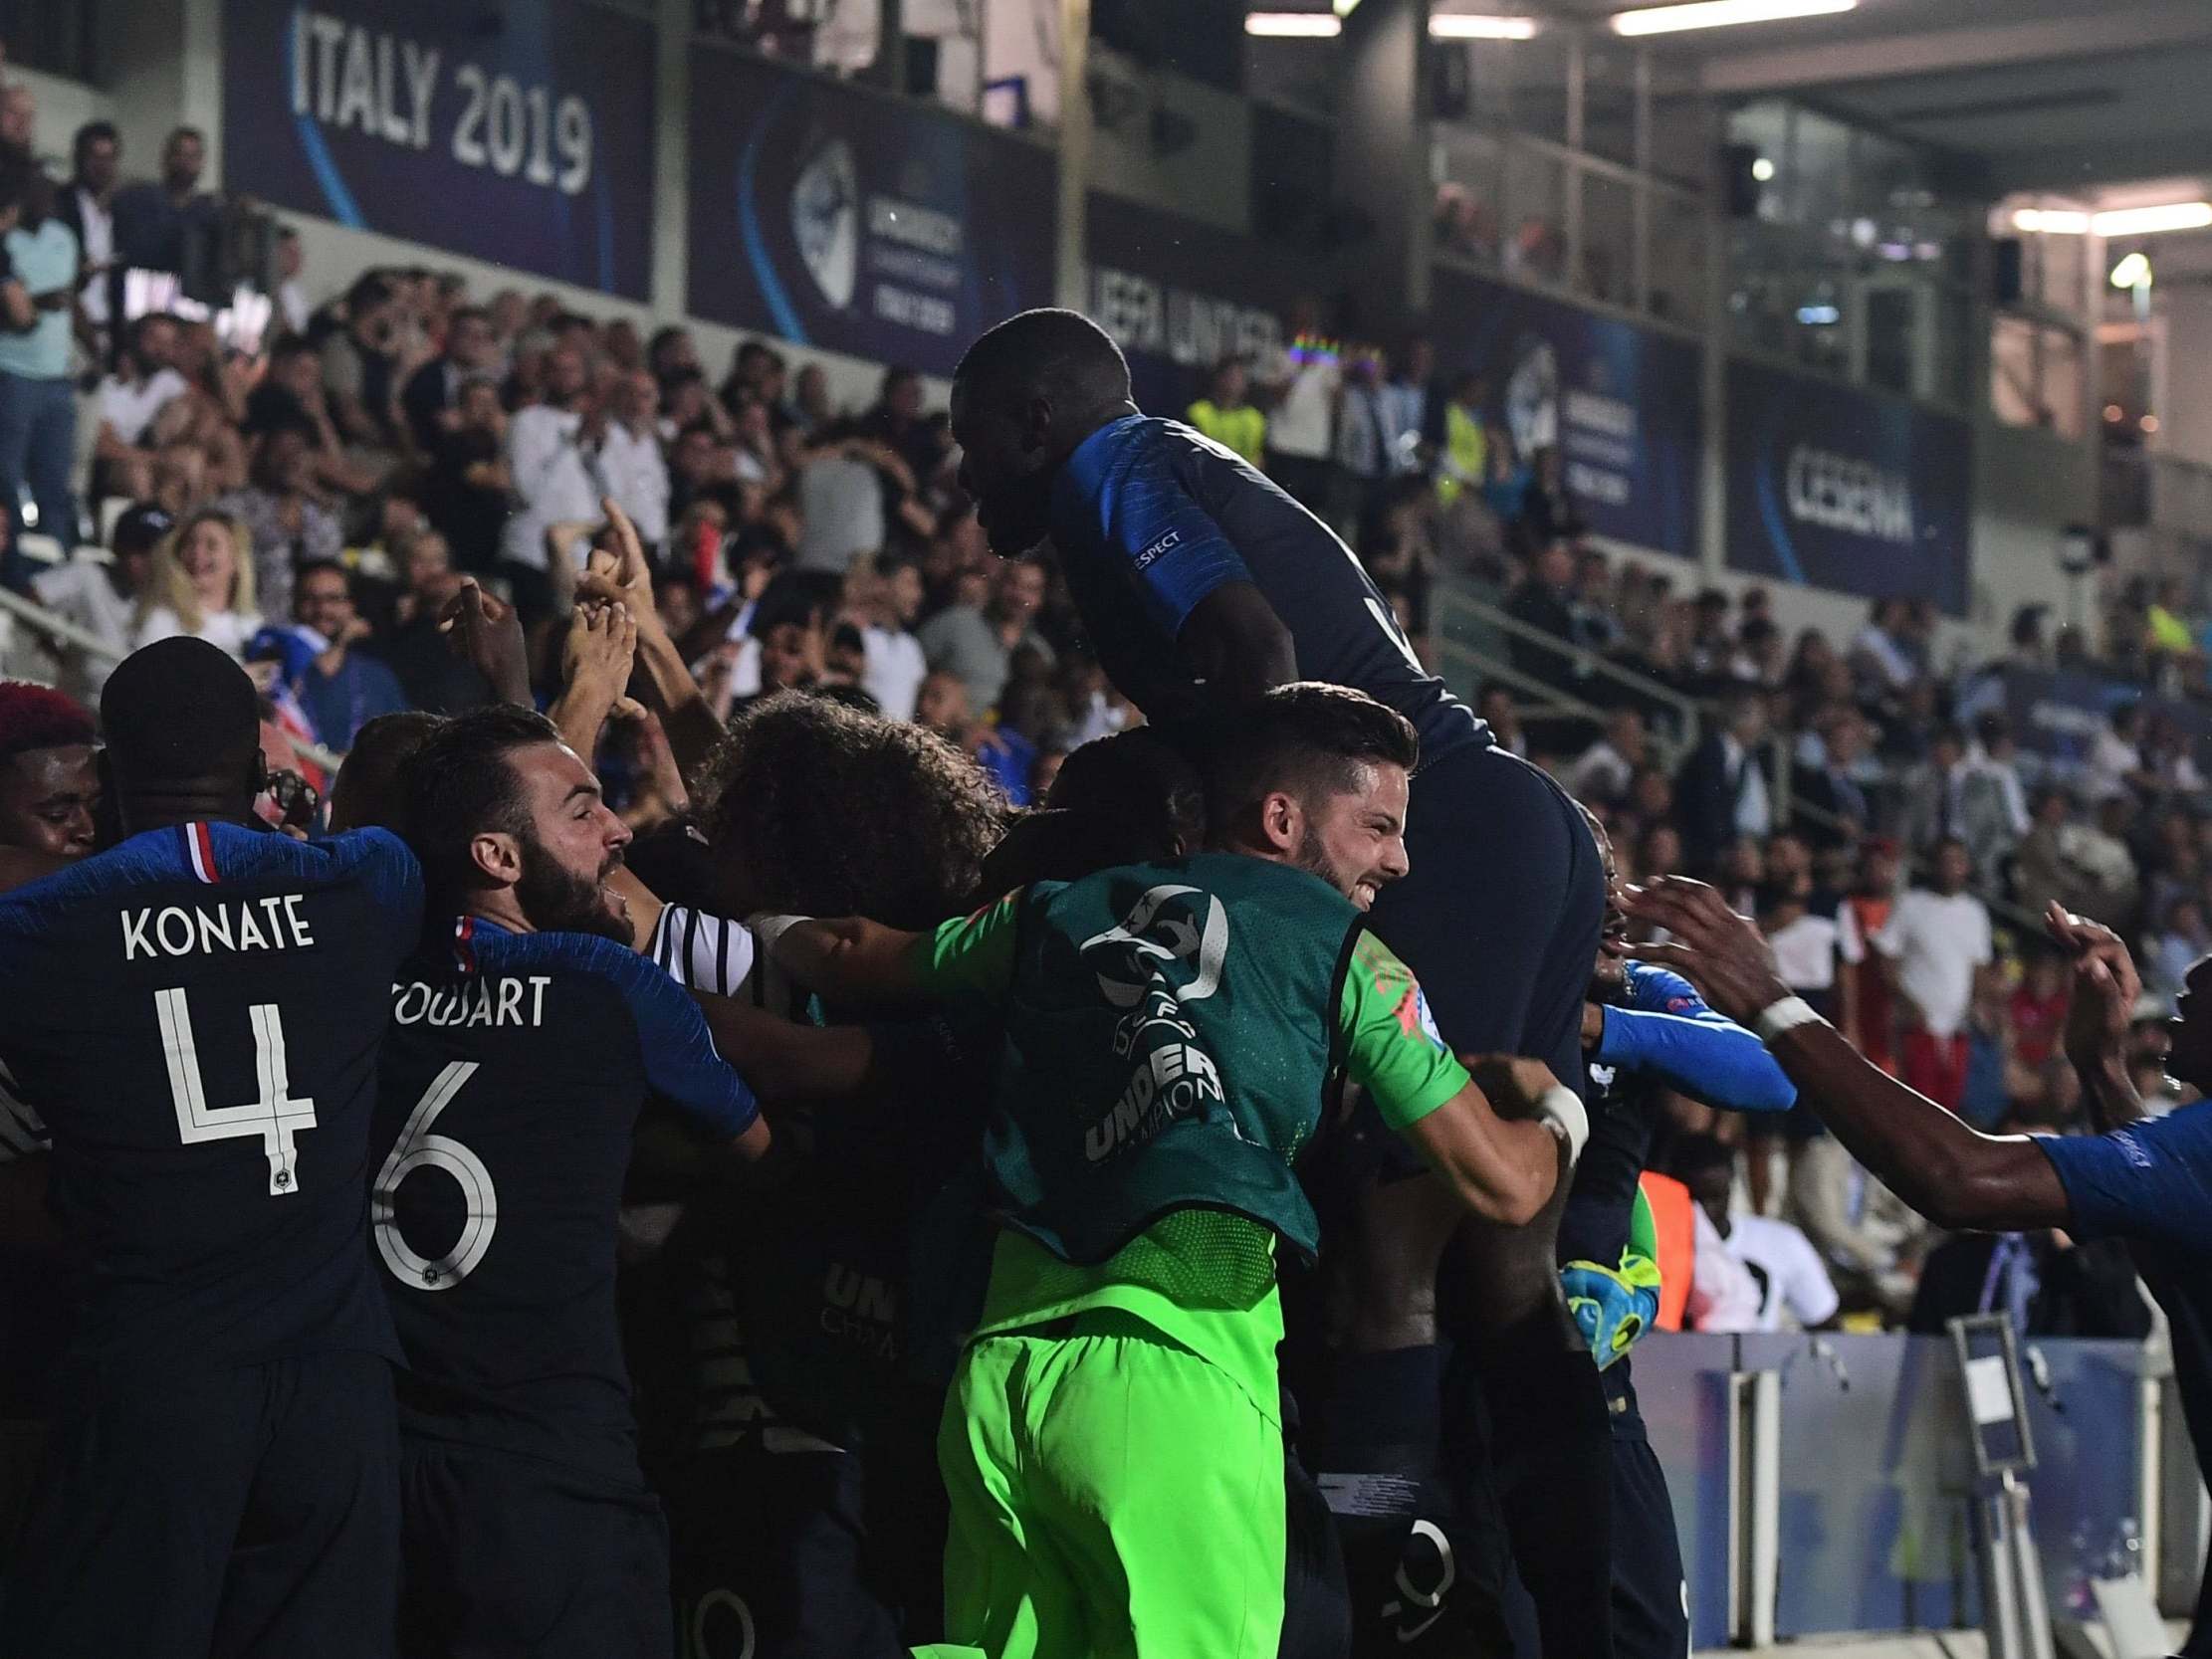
[296,557,350,596]
[450,305,490,330]
[0,143,37,225]
[0,681,95,758]
[166,125,205,148]
[330,711,444,835]
[1050,727,1208,850]
[699,692,1005,928]
[346,272,393,315]
[1668,1134,1734,1184]
[953,309,1131,414]
[751,569,841,638]
[265,331,317,364]
[71,120,118,172]
[1203,682,1420,840]
[102,638,260,794]
[400,707,563,901]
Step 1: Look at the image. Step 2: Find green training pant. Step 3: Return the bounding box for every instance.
[921,1309,1286,1659]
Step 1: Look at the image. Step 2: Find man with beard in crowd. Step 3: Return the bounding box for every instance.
[373,706,772,1656]
[949,309,1607,1657]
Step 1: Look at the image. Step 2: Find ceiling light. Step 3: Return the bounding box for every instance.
[1612,0,1854,38]
[1245,10,1342,34]
[2142,414,2161,433]
[2093,201,2212,237]
[2012,209,2090,234]
[1750,157,1775,182]
[2109,251,2151,290]
[1430,13,1541,37]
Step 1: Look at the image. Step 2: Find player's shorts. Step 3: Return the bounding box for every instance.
[667,1433,911,1659]
[1606,1364,1690,1659]
[1353,741,1604,1184]
[1281,1438,1353,1659]
[936,1310,1287,1659]
[396,1440,671,1659]
[0,1350,399,1659]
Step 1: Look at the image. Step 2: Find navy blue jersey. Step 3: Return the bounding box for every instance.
[0,822,422,1390]
[1048,415,1480,766]
[1561,963,1794,1268]
[374,917,760,1482]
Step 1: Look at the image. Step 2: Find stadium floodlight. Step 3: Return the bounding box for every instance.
[2011,209,2091,235]
[2092,202,2212,237]
[1612,0,1855,36]
[2109,252,2151,290]
[1431,14,1542,37]
[1245,10,1343,34]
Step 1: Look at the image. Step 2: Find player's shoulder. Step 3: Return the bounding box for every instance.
[482,927,690,1027]
[1623,960,1700,1013]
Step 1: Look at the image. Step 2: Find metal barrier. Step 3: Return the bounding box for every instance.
[1637,1331,2187,1649]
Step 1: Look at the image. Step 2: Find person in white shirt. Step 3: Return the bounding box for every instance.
[1564,706,1648,807]
[130,508,263,660]
[597,371,670,553]
[273,227,312,337]
[1679,1138,1840,1334]
[2085,702,2152,803]
[852,552,928,722]
[93,313,190,501]
[31,505,170,705]
[1260,299,1340,515]
[1875,837,1993,1114]
[501,344,605,612]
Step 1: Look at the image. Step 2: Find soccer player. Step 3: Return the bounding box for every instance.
[1626,876,2212,1658]
[951,309,1608,1655]
[0,680,98,859]
[372,706,770,1657]
[757,684,1588,1659]
[1561,816,1795,1659]
[0,638,425,1659]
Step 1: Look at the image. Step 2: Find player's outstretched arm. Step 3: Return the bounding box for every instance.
[1398,1061,1572,1228]
[760,892,1022,1013]
[692,992,875,1102]
[1627,877,2070,1233]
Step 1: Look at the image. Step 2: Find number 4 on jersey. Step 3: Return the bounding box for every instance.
[155,987,318,1196]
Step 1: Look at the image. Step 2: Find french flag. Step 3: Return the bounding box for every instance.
[453,916,477,974]
[178,821,220,885]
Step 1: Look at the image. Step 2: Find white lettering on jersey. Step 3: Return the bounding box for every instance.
[389,975,553,1028]
[121,896,316,960]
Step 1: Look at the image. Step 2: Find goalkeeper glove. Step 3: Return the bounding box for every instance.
[1562,1251,1661,1371]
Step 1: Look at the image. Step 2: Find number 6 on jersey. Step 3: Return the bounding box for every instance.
[373,1061,498,1291]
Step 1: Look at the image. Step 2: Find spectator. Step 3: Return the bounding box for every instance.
[425,375,511,573]
[1333,349,1393,527]
[399,305,500,453]
[110,125,220,279]
[288,559,408,750]
[1760,876,1853,1027]
[918,555,1055,715]
[914,668,972,737]
[1791,709,1873,851]
[374,528,495,714]
[2086,701,2155,802]
[55,121,119,353]
[1260,299,1338,514]
[0,164,81,576]
[1959,713,2032,877]
[1504,540,1579,689]
[1511,446,1577,558]
[792,424,892,574]
[598,371,670,553]
[859,365,940,485]
[1677,1137,1840,1334]
[1674,687,1772,872]
[0,681,98,859]
[131,509,260,656]
[1381,336,1433,477]
[214,420,342,623]
[1895,723,1969,854]
[2007,948,2071,1070]
[1476,682,1526,759]
[1433,371,1489,509]
[93,313,188,502]
[852,552,928,722]
[1185,357,1264,468]
[30,503,169,705]
[1564,706,1647,806]
[1875,836,1993,1113]
[319,272,408,452]
[1851,598,1917,700]
[500,343,601,614]
[792,361,833,431]
[2148,896,2212,1008]
[271,226,311,335]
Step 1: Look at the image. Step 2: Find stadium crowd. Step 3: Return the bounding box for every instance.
[0,88,2203,1659]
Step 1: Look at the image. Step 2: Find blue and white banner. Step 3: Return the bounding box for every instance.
[686,47,1056,377]
[1429,267,1703,559]
[222,0,657,298]
[1725,358,1971,615]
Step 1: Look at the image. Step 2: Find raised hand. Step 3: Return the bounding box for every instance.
[1622,877,1791,1025]
[437,577,533,708]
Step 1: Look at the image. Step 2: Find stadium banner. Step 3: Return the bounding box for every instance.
[1724,357,1972,615]
[1085,194,1326,414]
[1429,265,1702,559]
[221,0,657,298]
[686,46,1056,378]
[1958,666,2212,777]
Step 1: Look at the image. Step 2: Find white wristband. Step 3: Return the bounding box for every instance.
[745,913,810,962]
[1538,1085,1589,1165]
[1754,995,1826,1045]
